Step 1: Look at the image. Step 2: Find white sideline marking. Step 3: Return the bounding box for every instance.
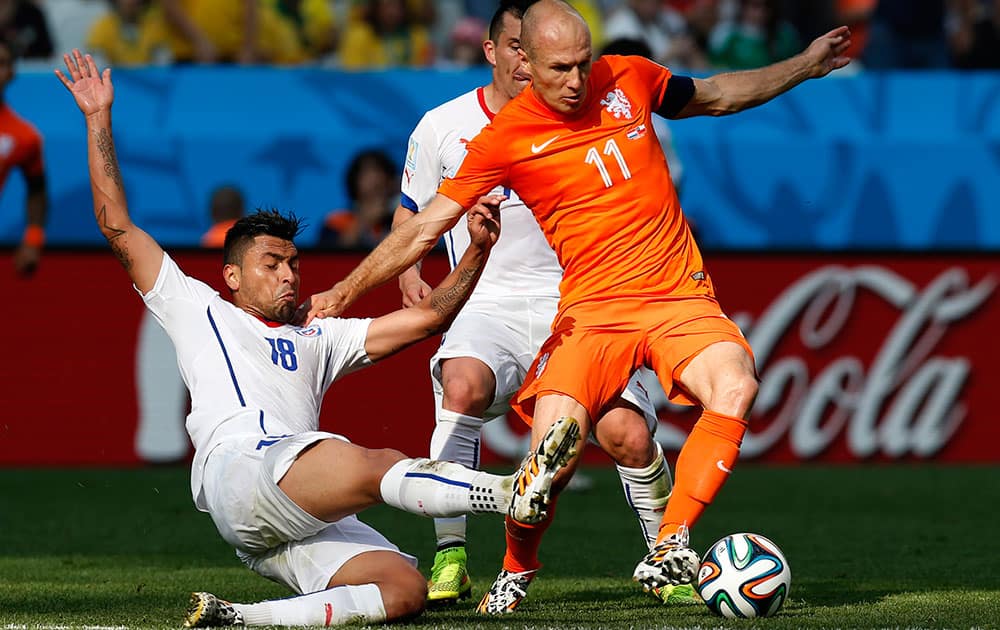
[4,625,130,630]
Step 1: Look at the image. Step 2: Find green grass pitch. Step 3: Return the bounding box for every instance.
[2,464,998,629]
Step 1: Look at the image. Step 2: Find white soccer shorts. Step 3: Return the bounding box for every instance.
[202,431,416,595]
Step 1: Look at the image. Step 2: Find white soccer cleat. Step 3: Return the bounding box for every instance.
[508,416,580,524]
[475,568,537,614]
[633,525,700,589]
[184,592,244,627]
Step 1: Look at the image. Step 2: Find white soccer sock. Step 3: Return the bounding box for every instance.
[616,441,672,549]
[429,409,484,547]
[235,583,385,626]
[380,458,510,517]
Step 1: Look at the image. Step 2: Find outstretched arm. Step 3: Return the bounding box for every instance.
[391,204,432,307]
[364,198,500,362]
[55,50,163,293]
[297,192,484,322]
[674,26,852,119]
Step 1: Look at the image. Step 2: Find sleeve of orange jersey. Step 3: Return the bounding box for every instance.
[436,122,508,209]
[22,127,44,179]
[620,55,674,112]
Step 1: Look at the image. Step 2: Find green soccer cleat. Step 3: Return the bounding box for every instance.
[427,547,473,605]
[651,583,703,605]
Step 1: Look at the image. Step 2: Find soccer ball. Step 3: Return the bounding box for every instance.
[695,532,791,618]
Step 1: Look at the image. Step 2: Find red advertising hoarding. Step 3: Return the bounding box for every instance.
[1,251,996,465]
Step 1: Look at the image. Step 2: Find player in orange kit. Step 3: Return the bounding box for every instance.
[0,39,48,276]
[301,0,852,612]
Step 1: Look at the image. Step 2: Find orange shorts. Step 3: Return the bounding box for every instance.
[511,296,755,425]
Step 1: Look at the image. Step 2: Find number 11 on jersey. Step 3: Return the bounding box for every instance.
[585,138,632,188]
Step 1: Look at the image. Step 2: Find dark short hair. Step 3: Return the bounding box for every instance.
[223,209,303,265]
[600,37,653,60]
[489,0,538,42]
[345,149,397,201]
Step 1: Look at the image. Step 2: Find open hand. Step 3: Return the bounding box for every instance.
[803,26,853,78]
[54,49,114,115]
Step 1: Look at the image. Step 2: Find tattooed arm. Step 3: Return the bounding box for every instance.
[362,198,501,363]
[55,50,163,293]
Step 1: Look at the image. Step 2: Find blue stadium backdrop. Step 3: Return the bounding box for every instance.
[2,67,1000,250]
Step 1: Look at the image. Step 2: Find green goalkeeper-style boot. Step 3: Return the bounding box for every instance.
[652,583,703,605]
[427,546,473,605]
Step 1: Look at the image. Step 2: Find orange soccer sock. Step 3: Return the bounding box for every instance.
[657,410,748,543]
[502,499,559,573]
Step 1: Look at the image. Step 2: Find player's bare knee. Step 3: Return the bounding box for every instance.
[595,411,655,467]
[378,567,427,621]
[441,375,492,415]
[707,375,758,418]
[440,359,495,415]
[614,436,657,469]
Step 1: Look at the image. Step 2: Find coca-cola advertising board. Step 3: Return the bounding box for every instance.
[0,252,995,465]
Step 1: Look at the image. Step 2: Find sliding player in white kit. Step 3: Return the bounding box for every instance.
[56,49,580,628]
[393,0,689,612]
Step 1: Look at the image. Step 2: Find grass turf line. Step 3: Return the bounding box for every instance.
[1,465,997,628]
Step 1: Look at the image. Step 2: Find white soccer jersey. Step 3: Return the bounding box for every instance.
[401,87,562,301]
[141,253,372,510]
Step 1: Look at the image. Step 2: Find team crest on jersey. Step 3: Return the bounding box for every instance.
[626,124,647,140]
[295,325,323,337]
[535,352,550,378]
[601,88,633,120]
[405,138,419,172]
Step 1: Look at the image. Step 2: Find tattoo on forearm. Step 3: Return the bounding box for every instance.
[96,128,123,191]
[110,239,133,272]
[430,265,479,317]
[97,204,132,271]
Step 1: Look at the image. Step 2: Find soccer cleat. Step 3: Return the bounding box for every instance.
[427,546,473,605]
[508,416,580,524]
[651,583,702,605]
[632,525,700,590]
[184,592,244,627]
[475,569,536,614]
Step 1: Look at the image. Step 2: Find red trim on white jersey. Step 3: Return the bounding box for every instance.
[477,87,495,121]
[250,312,285,328]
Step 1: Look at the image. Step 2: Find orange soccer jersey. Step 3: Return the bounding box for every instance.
[438,54,713,312]
[438,55,754,423]
[0,103,44,190]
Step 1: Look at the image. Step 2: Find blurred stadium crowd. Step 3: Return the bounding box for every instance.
[4,0,999,72]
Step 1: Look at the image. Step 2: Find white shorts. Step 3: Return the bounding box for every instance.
[202,431,416,595]
[432,298,556,420]
[431,297,658,430]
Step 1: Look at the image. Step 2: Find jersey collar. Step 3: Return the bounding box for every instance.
[477,86,496,121]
